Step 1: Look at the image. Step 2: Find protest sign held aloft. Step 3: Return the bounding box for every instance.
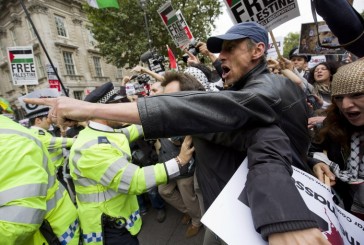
[7,46,38,86]
[158,1,194,49]
[299,21,346,56]
[223,0,300,31]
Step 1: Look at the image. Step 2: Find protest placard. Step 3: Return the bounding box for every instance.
[202,159,364,245]
[175,10,194,42]
[308,55,326,69]
[222,0,300,31]
[299,21,346,55]
[267,36,284,60]
[46,64,61,92]
[18,88,60,116]
[157,2,190,48]
[7,46,38,86]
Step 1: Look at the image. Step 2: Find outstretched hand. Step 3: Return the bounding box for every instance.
[23,97,94,127]
[131,65,144,74]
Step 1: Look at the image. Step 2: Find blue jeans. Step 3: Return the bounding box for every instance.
[137,187,165,210]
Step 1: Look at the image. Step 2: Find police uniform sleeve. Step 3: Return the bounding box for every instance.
[73,142,181,195]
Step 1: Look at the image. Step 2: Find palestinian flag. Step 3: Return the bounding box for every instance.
[167,45,178,71]
[8,49,33,64]
[87,0,119,9]
[159,5,177,25]
[225,0,241,7]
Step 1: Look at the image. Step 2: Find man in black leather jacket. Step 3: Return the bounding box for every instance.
[25,22,329,245]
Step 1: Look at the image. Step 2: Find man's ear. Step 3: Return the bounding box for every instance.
[252,42,266,60]
[34,117,41,124]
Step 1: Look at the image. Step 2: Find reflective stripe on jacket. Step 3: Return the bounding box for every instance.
[70,123,168,244]
[30,127,74,168]
[0,116,48,245]
[29,128,80,244]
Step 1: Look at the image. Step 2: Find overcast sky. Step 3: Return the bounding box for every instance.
[212,0,364,39]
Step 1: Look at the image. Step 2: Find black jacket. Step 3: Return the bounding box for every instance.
[137,60,317,239]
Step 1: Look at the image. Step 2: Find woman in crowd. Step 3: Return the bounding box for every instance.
[309,58,364,221]
[307,61,339,110]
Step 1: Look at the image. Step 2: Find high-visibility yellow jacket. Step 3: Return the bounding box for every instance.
[70,122,181,244]
[30,126,74,168]
[29,128,80,244]
[0,116,48,245]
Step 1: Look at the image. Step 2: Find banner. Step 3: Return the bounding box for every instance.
[223,0,300,31]
[7,46,38,86]
[202,159,364,245]
[46,64,61,92]
[158,2,190,48]
[299,21,346,55]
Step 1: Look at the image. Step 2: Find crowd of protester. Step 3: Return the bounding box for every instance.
[1,0,364,244]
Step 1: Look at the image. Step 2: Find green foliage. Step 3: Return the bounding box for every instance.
[283,32,299,58]
[361,10,364,20]
[84,0,222,68]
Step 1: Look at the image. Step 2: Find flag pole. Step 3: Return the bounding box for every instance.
[18,0,69,97]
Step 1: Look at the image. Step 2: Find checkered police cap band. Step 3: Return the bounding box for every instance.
[98,88,119,103]
[331,58,364,96]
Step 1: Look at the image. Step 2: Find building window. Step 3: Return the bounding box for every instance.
[87,29,97,46]
[10,28,17,46]
[34,54,45,78]
[27,20,36,39]
[116,68,123,78]
[93,57,102,77]
[73,91,84,100]
[55,15,67,37]
[63,51,76,75]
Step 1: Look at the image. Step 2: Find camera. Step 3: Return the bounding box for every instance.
[140,49,165,74]
[307,94,320,110]
[151,53,164,65]
[187,39,200,56]
[130,74,151,85]
[140,50,164,65]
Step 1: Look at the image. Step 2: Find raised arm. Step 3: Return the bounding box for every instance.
[24,97,141,127]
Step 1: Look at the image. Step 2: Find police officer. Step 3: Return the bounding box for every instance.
[69,82,194,245]
[20,89,74,169]
[23,91,80,245]
[0,112,48,245]
[289,47,311,80]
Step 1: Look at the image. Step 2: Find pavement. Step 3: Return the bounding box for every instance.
[138,204,204,245]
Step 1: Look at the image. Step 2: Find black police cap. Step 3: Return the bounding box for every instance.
[84,82,122,104]
[289,47,311,62]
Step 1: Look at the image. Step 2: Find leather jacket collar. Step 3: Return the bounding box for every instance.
[228,60,269,91]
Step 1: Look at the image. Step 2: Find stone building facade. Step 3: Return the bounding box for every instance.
[0,0,126,119]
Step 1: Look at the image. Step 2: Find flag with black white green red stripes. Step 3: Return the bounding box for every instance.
[157,2,190,49]
[7,46,38,86]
